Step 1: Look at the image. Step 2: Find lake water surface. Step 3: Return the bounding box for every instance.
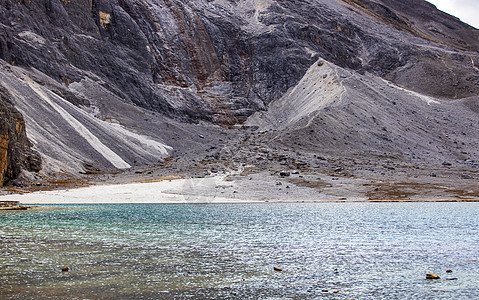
[1,203,478,299]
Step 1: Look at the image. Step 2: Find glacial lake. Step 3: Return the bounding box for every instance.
[1,203,478,299]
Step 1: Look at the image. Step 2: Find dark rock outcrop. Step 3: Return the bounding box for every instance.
[0,85,41,186]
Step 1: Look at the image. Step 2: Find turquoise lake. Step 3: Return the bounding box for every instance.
[1,203,478,299]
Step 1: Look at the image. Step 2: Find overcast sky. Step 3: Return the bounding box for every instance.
[425,0,479,28]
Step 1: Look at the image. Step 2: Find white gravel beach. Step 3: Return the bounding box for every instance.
[0,176,252,204]
[3,169,477,205]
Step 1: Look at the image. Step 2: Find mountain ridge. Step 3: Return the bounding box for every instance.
[0,0,478,189]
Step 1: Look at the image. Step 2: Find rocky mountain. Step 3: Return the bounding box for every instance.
[0,0,478,186]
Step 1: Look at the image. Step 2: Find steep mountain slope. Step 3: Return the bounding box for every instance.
[247,58,479,165]
[0,0,478,185]
[2,0,478,119]
[0,61,171,173]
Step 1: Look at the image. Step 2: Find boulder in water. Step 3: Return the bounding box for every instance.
[426,273,440,279]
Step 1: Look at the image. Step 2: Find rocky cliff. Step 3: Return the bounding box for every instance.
[0,85,41,186]
[0,0,478,182]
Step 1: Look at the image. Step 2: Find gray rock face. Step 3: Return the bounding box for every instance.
[0,61,173,175]
[0,0,478,179]
[2,0,478,123]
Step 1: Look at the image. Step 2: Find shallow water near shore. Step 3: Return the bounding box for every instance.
[1,202,478,299]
